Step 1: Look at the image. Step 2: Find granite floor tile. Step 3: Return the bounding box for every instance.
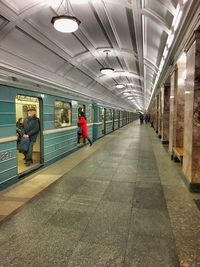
[175,236,200,267]
[116,164,138,174]
[130,208,174,238]
[81,201,131,248]
[124,234,179,267]
[74,179,109,199]
[112,172,138,182]
[67,242,124,267]
[7,226,81,267]
[102,181,135,203]
[132,184,167,210]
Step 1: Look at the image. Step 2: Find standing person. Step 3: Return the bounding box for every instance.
[78,111,92,146]
[144,114,149,124]
[23,107,40,166]
[16,118,24,150]
[139,113,144,125]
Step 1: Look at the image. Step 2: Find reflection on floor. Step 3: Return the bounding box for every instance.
[17,151,40,173]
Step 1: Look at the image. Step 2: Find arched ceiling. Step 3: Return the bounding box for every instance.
[0,0,195,110]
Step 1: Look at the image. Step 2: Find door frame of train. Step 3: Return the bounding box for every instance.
[15,94,43,176]
[112,109,115,131]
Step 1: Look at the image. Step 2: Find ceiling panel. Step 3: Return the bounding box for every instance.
[65,67,93,87]
[144,0,174,27]
[145,17,164,65]
[70,2,111,48]
[0,27,66,72]
[2,0,42,13]
[105,2,136,52]
[0,0,195,110]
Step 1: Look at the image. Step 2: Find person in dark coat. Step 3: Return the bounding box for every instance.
[139,113,144,125]
[23,108,40,166]
[78,112,92,146]
[16,118,24,150]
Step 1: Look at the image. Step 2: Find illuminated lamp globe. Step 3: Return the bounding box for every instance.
[100,67,114,75]
[51,15,81,33]
[115,84,125,89]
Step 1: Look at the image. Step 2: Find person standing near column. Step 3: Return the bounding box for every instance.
[23,107,40,166]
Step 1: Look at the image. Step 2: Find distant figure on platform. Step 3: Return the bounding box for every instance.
[78,112,92,146]
[139,113,144,125]
[144,114,149,124]
[23,108,40,166]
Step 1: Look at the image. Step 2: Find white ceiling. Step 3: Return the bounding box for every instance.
[0,0,197,110]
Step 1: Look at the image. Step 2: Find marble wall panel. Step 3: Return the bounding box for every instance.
[158,92,162,137]
[183,35,200,185]
[161,85,170,142]
[169,71,175,154]
[174,65,185,148]
[183,42,195,182]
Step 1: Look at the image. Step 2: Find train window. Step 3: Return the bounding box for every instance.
[98,107,103,122]
[78,104,85,119]
[88,105,94,123]
[115,110,119,119]
[54,101,71,128]
[107,109,113,121]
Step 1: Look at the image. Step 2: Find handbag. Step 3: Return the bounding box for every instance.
[18,137,30,152]
[77,125,82,135]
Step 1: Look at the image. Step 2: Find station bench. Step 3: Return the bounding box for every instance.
[171,147,184,164]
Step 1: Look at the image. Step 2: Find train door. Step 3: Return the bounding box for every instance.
[77,103,85,145]
[102,108,106,134]
[15,95,42,174]
[112,109,115,131]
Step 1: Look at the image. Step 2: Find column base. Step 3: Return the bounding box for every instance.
[189,183,200,193]
[182,175,200,192]
[161,140,169,144]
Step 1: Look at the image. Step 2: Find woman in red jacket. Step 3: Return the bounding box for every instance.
[78,112,92,146]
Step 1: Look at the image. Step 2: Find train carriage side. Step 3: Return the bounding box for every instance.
[119,110,123,128]
[0,84,44,189]
[105,108,114,135]
[93,104,105,140]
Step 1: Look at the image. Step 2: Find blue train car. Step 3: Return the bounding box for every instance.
[0,83,137,190]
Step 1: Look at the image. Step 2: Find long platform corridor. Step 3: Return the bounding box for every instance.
[0,121,199,267]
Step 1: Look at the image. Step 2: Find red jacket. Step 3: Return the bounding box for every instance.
[78,116,88,138]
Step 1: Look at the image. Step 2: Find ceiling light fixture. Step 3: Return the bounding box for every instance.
[115,84,125,89]
[51,0,81,33]
[100,50,114,75]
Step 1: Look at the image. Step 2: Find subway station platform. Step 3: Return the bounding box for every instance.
[0,121,199,267]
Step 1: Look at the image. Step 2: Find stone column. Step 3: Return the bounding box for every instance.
[161,84,170,143]
[155,94,159,133]
[173,62,185,148]
[169,70,176,154]
[183,30,200,191]
[158,92,162,138]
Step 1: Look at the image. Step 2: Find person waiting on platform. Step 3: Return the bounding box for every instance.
[139,113,144,125]
[78,111,92,146]
[23,107,40,166]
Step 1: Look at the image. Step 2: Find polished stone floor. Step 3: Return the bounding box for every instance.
[0,121,199,267]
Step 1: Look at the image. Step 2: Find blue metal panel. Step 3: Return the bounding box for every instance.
[106,122,113,134]
[0,141,17,185]
[0,101,15,113]
[43,129,77,164]
[0,124,16,138]
[0,114,17,125]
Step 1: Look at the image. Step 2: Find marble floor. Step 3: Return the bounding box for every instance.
[0,121,199,267]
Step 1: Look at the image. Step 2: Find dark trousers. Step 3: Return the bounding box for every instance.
[25,141,34,162]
